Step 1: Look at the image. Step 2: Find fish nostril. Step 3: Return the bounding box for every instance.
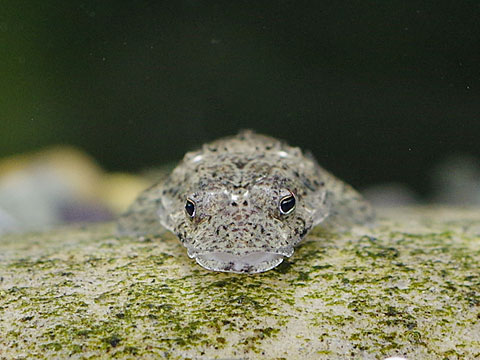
[243,200,248,206]
[231,202,238,207]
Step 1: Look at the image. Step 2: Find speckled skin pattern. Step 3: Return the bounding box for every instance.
[118,131,374,273]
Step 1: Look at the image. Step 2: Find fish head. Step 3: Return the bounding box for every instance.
[164,171,328,273]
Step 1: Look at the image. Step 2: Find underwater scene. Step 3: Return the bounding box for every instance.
[0,2,479,359]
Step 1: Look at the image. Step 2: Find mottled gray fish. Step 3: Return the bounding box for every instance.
[117,131,374,273]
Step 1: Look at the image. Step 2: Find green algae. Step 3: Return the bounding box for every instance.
[0,207,480,359]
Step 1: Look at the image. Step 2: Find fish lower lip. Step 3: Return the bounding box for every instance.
[194,252,285,274]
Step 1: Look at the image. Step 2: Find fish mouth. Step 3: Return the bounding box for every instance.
[194,251,285,274]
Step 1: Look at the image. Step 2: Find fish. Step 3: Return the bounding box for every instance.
[117,130,374,273]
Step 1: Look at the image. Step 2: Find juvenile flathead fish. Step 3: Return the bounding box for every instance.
[117,131,374,273]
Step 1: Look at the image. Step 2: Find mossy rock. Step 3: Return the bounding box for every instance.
[0,207,479,359]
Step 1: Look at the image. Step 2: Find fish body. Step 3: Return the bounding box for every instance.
[118,131,374,273]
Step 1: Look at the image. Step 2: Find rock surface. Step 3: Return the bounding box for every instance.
[0,207,479,359]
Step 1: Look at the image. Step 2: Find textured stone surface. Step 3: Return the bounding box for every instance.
[0,207,479,359]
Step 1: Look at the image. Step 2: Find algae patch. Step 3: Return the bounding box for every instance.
[1,208,480,359]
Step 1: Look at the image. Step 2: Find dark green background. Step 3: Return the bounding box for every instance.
[1,1,479,196]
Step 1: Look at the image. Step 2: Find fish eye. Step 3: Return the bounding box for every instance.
[185,198,196,217]
[279,192,296,215]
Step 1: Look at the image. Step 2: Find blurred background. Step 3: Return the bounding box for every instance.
[0,1,479,233]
